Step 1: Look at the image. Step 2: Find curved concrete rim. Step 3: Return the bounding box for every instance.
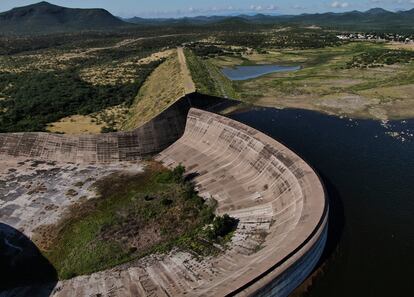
[225,114,330,296]
[0,104,328,297]
[157,108,328,296]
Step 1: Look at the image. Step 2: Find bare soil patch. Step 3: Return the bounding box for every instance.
[46,114,104,134]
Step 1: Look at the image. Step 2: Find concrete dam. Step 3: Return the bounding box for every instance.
[0,94,236,163]
[0,97,328,297]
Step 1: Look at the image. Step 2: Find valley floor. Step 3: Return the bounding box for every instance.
[208,42,414,121]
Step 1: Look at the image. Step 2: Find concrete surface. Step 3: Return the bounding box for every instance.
[0,108,327,297]
[0,99,188,163]
[156,108,328,296]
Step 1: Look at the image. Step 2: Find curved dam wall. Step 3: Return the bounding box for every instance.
[0,100,187,163]
[157,108,328,296]
[0,103,326,297]
[0,93,237,163]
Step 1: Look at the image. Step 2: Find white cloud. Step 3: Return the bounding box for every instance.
[293,4,306,10]
[331,1,350,8]
[250,5,262,11]
[250,4,279,11]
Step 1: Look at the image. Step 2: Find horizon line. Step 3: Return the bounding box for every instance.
[1,1,413,19]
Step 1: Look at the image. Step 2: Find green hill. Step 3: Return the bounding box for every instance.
[0,1,130,35]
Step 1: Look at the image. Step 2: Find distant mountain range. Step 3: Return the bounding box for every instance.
[276,8,414,31]
[0,1,128,35]
[124,8,414,32]
[1,2,414,36]
[125,8,414,32]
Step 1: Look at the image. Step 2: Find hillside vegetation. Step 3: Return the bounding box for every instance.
[0,32,198,133]
[118,8,414,33]
[2,2,414,37]
[0,43,162,133]
[0,2,129,35]
[123,50,187,130]
[185,49,238,99]
[1,3,414,126]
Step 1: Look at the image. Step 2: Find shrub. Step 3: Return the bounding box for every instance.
[206,214,239,240]
[156,164,186,184]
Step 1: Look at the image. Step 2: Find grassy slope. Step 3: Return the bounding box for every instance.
[209,42,414,120]
[0,39,160,133]
[46,114,105,134]
[185,49,239,99]
[122,50,186,130]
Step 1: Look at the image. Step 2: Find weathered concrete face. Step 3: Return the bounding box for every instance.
[0,94,238,164]
[156,108,328,296]
[0,100,188,163]
[0,107,327,297]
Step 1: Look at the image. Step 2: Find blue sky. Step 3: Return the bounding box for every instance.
[1,0,413,18]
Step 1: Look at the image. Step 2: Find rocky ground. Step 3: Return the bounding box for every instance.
[0,156,144,238]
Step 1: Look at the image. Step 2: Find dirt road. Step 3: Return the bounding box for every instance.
[177,47,196,94]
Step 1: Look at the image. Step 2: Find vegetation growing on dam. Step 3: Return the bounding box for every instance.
[0,33,197,133]
[185,49,239,99]
[39,163,238,280]
[122,51,186,130]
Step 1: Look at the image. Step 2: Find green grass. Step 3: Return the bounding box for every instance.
[345,47,414,69]
[185,49,239,99]
[122,53,185,130]
[42,163,238,280]
[0,60,160,133]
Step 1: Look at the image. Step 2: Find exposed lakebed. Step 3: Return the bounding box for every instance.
[221,64,301,80]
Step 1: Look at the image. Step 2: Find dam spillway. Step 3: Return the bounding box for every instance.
[0,94,238,164]
[156,108,328,296]
[0,98,190,163]
[0,104,327,296]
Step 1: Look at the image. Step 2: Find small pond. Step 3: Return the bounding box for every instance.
[221,64,301,81]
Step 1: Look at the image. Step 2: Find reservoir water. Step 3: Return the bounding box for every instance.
[229,107,414,297]
[221,64,300,80]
